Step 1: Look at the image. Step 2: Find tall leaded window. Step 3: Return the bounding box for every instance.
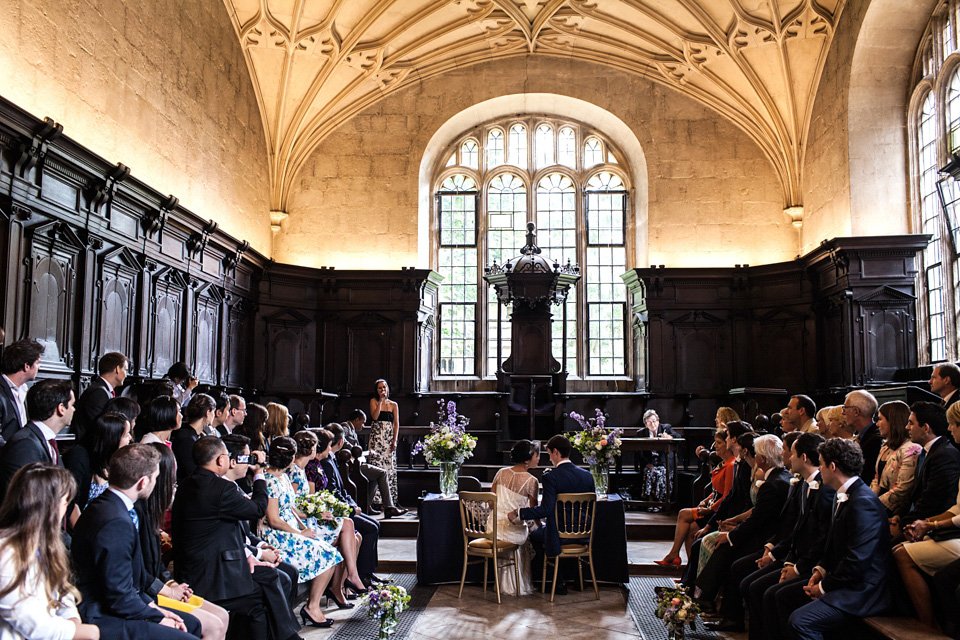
[910,2,960,364]
[434,117,631,378]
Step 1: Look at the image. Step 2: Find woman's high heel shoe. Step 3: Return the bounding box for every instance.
[300,608,334,628]
[324,587,354,609]
[343,578,369,595]
[654,557,682,567]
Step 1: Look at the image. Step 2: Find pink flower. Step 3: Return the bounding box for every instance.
[670,598,681,606]
[599,439,608,446]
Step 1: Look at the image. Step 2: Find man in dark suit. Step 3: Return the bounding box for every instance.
[221,433,302,619]
[511,434,595,593]
[745,433,835,640]
[777,438,892,639]
[700,434,793,631]
[72,444,201,639]
[0,338,43,445]
[73,351,129,440]
[841,389,882,485]
[216,394,246,437]
[0,378,74,497]
[321,425,383,585]
[894,401,960,539]
[931,363,960,410]
[172,436,296,640]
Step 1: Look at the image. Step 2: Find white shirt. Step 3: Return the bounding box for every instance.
[0,543,78,640]
[924,436,940,454]
[2,376,27,428]
[33,422,58,463]
[139,433,168,446]
[108,487,136,512]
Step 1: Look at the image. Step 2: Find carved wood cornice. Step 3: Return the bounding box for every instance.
[222,0,844,213]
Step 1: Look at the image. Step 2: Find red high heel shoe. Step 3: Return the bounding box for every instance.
[654,557,682,567]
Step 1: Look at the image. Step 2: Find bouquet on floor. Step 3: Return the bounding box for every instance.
[569,409,623,465]
[411,399,477,464]
[295,490,352,529]
[362,584,410,640]
[653,586,700,636]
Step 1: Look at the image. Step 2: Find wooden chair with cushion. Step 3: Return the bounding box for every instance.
[542,492,599,602]
[457,491,521,604]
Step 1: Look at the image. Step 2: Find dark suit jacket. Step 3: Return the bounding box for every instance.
[73,377,112,439]
[135,501,171,599]
[0,379,24,445]
[171,467,268,602]
[772,471,836,574]
[706,458,753,529]
[764,472,805,547]
[518,460,595,556]
[0,422,55,497]
[945,391,960,411]
[72,490,164,623]
[171,427,202,482]
[857,423,883,486]
[728,466,792,551]
[817,478,891,616]
[320,456,359,509]
[904,436,960,524]
[64,443,95,512]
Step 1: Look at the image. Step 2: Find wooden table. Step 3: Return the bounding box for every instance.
[615,437,685,513]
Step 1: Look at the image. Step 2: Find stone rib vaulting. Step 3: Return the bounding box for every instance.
[223,0,844,220]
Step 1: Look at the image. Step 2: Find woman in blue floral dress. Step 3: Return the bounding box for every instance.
[263,436,342,628]
[288,430,366,606]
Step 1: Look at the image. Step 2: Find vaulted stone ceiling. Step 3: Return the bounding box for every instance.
[221,0,845,217]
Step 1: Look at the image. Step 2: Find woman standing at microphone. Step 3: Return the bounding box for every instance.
[368,379,401,510]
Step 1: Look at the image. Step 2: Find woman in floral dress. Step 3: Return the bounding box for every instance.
[262,436,342,628]
[368,379,400,508]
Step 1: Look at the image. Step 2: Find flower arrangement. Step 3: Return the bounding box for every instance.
[295,490,353,528]
[362,584,411,640]
[653,586,700,637]
[411,399,478,464]
[569,409,623,465]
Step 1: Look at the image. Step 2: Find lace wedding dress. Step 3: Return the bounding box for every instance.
[492,467,539,596]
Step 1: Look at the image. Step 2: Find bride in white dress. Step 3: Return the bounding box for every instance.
[491,440,541,596]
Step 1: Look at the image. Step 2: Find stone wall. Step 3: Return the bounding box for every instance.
[279,55,793,270]
[0,0,272,254]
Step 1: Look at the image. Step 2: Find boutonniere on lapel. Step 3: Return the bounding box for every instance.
[790,475,801,485]
[808,481,820,491]
[755,480,765,488]
[836,492,848,504]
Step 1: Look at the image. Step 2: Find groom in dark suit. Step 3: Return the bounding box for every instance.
[510,434,594,593]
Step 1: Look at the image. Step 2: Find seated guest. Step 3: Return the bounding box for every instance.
[318,426,382,589]
[871,400,922,517]
[138,396,180,446]
[262,436,341,627]
[73,352,128,440]
[138,444,229,640]
[697,434,792,626]
[0,338,43,445]
[235,403,268,453]
[509,434,595,594]
[932,363,960,409]
[0,379,74,497]
[780,438,891,639]
[210,393,229,437]
[163,363,196,408]
[103,397,141,436]
[783,395,818,434]
[341,410,406,517]
[172,436,299,640]
[63,412,133,525]
[289,431,364,607]
[216,395,245,437]
[73,444,202,639]
[0,463,100,640]
[220,434,302,618]
[171,393,215,482]
[893,401,960,538]
[828,405,856,440]
[815,407,832,438]
[638,409,678,508]
[264,403,290,449]
[696,407,739,461]
[892,402,960,630]
[841,389,882,485]
[747,433,834,640]
[658,428,735,566]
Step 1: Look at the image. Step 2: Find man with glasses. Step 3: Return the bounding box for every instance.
[841,390,881,485]
[217,395,247,437]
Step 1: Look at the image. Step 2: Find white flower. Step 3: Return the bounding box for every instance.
[808,481,819,490]
[790,476,800,485]
[595,443,603,450]
[836,492,848,503]
[755,480,765,488]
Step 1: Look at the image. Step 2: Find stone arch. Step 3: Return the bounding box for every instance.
[417,94,649,268]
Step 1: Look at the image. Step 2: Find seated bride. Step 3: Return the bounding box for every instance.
[491,440,541,596]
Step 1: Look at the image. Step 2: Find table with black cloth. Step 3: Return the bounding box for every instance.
[416,493,629,586]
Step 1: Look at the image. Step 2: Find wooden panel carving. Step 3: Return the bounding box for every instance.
[26,222,82,371]
[224,299,252,388]
[263,308,312,392]
[150,269,186,378]
[193,285,223,384]
[96,247,140,368]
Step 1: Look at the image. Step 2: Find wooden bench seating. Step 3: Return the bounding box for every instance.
[863,616,951,640]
